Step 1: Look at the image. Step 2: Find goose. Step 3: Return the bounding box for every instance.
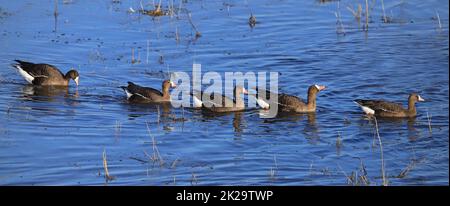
[253,84,326,113]
[191,86,248,112]
[121,80,176,103]
[12,60,79,86]
[354,93,425,118]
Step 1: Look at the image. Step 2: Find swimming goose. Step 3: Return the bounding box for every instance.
[191,86,248,112]
[121,80,176,103]
[253,84,326,113]
[12,60,79,86]
[354,93,425,118]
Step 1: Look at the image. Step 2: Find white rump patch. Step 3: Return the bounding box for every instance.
[15,65,34,84]
[193,95,203,108]
[123,89,133,100]
[354,101,375,115]
[256,98,270,109]
[361,105,375,115]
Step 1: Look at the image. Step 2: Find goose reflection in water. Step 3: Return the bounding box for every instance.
[21,85,79,105]
[260,110,319,143]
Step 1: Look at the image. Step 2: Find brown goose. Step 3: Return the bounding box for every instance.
[121,80,176,103]
[354,93,425,118]
[191,86,248,112]
[253,84,326,113]
[12,60,79,86]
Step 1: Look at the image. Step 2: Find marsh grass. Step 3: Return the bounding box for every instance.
[338,160,369,186]
[335,2,346,35]
[146,40,150,64]
[346,3,362,20]
[175,27,180,43]
[373,117,388,186]
[54,0,58,18]
[131,47,141,64]
[269,155,278,181]
[145,121,165,167]
[187,13,201,38]
[397,160,416,178]
[336,131,343,148]
[426,111,432,134]
[170,158,180,169]
[381,0,387,23]
[139,0,165,17]
[435,10,442,30]
[191,172,198,185]
[114,120,121,133]
[102,149,116,182]
[364,0,369,31]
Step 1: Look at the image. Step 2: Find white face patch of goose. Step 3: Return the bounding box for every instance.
[418,95,425,101]
[314,84,320,90]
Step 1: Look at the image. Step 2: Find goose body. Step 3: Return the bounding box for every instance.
[354,93,424,118]
[12,60,79,86]
[253,84,326,113]
[191,86,248,112]
[121,80,176,103]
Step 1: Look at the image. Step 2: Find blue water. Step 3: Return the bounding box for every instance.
[0,0,448,185]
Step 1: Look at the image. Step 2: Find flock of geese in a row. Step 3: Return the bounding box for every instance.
[11,60,425,118]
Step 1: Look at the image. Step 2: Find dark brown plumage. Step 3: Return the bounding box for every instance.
[354,93,425,118]
[121,80,176,103]
[12,60,79,86]
[253,84,326,113]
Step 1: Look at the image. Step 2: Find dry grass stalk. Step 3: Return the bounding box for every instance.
[426,111,432,134]
[175,27,180,43]
[336,131,343,148]
[269,155,278,180]
[146,122,164,166]
[346,4,362,20]
[373,117,388,186]
[436,10,442,29]
[146,40,150,64]
[187,13,201,38]
[381,0,387,23]
[364,0,369,31]
[191,172,198,185]
[170,158,180,169]
[54,0,58,18]
[177,0,183,18]
[397,160,416,178]
[131,47,135,64]
[335,2,346,35]
[114,120,121,134]
[102,149,115,181]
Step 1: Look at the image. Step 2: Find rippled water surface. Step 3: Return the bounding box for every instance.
[0,0,448,185]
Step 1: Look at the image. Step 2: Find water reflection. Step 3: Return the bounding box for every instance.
[260,111,319,143]
[357,116,421,142]
[125,102,172,120]
[21,85,79,103]
[198,110,245,137]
